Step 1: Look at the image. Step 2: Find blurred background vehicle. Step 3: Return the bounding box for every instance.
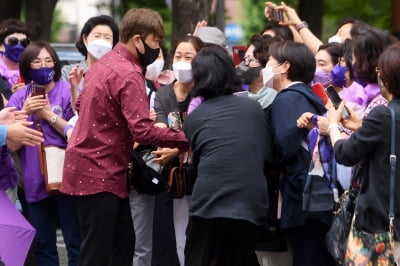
[51,43,84,66]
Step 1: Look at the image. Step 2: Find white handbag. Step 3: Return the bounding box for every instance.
[37,125,65,194]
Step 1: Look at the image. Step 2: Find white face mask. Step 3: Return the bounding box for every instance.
[328,35,342,43]
[145,59,164,81]
[173,61,193,83]
[87,39,112,59]
[262,66,275,89]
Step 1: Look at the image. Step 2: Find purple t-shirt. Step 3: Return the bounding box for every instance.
[7,80,73,202]
[0,55,19,87]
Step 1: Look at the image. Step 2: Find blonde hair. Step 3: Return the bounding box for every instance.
[119,8,164,43]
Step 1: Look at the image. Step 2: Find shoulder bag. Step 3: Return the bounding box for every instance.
[37,124,65,194]
[128,147,169,195]
[343,106,396,265]
[167,151,196,199]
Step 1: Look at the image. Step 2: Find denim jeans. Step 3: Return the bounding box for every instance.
[28,195,80,266]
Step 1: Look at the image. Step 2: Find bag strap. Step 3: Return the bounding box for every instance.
[36,124,48,178]
[167,166,178,192]
[388,106,396,231]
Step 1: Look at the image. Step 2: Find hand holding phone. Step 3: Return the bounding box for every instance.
[232,45,247,66]
[31,85,46,99]
[267,5,283,22]
[325,85,350,118]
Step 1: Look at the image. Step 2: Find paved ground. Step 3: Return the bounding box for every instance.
[57,229,68,265]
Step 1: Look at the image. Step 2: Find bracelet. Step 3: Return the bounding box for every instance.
[295,21,309,32]
[327,123,340,134]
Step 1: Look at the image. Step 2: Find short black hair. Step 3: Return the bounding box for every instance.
[261,21,293,41]
[170,35,204,64]
[0,19,30,44]
[248,34,276,67]
[350,20,372,39]
[352,27,392,84]
[269,41,315,84]
[75,15,119,58]
[334,18,356,35]
[19,41,62,84]
[318,42,343,66]
[191,46,241,99]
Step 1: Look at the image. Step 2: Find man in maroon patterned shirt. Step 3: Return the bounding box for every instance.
[60,8,189,266]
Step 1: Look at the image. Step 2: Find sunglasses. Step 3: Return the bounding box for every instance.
[5,36,31,48]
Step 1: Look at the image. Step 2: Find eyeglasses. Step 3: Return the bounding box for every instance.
[243,57,259,66]
[5,36,30,48]
[30,57,55,68]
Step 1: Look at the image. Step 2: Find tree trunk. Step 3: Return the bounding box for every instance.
[26,0,58,41]
[0,0,22,21]
[171,0,212,48]
[298,0,324,39]
[392,0,400,39]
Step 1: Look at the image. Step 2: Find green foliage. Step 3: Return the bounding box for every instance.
[240,0,391,44]
[50,8,67,42]
[123,0,172,49]
[240,0,297,44]
[324,0,391,40]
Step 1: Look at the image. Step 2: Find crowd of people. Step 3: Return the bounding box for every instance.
[1,1,400,266]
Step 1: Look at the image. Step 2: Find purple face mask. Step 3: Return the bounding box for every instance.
[331,64,348,88]
[29,67,55,85]
[312,67,332,87]
[4,43,25,63]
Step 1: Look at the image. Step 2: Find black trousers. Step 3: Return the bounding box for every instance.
[75,192,135,266]
[184,216,259,266]
[288,218,335,266]
[152,192,179,266]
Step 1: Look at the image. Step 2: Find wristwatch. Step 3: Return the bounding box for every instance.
[50,115,57,124]
[295,21,309,32]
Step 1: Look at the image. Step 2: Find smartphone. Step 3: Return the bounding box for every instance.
[325,85,350,118]
[232,45,247,66]
[273,8,283,22]
[267,5,283,22]
[31,85,45,99]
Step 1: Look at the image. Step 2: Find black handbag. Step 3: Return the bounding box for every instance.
[128,147,169,195]
[327,106,397,264]
[325,189,358,264]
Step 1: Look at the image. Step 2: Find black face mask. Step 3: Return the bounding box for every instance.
[137,37,160,67]
[236,61,262,85]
